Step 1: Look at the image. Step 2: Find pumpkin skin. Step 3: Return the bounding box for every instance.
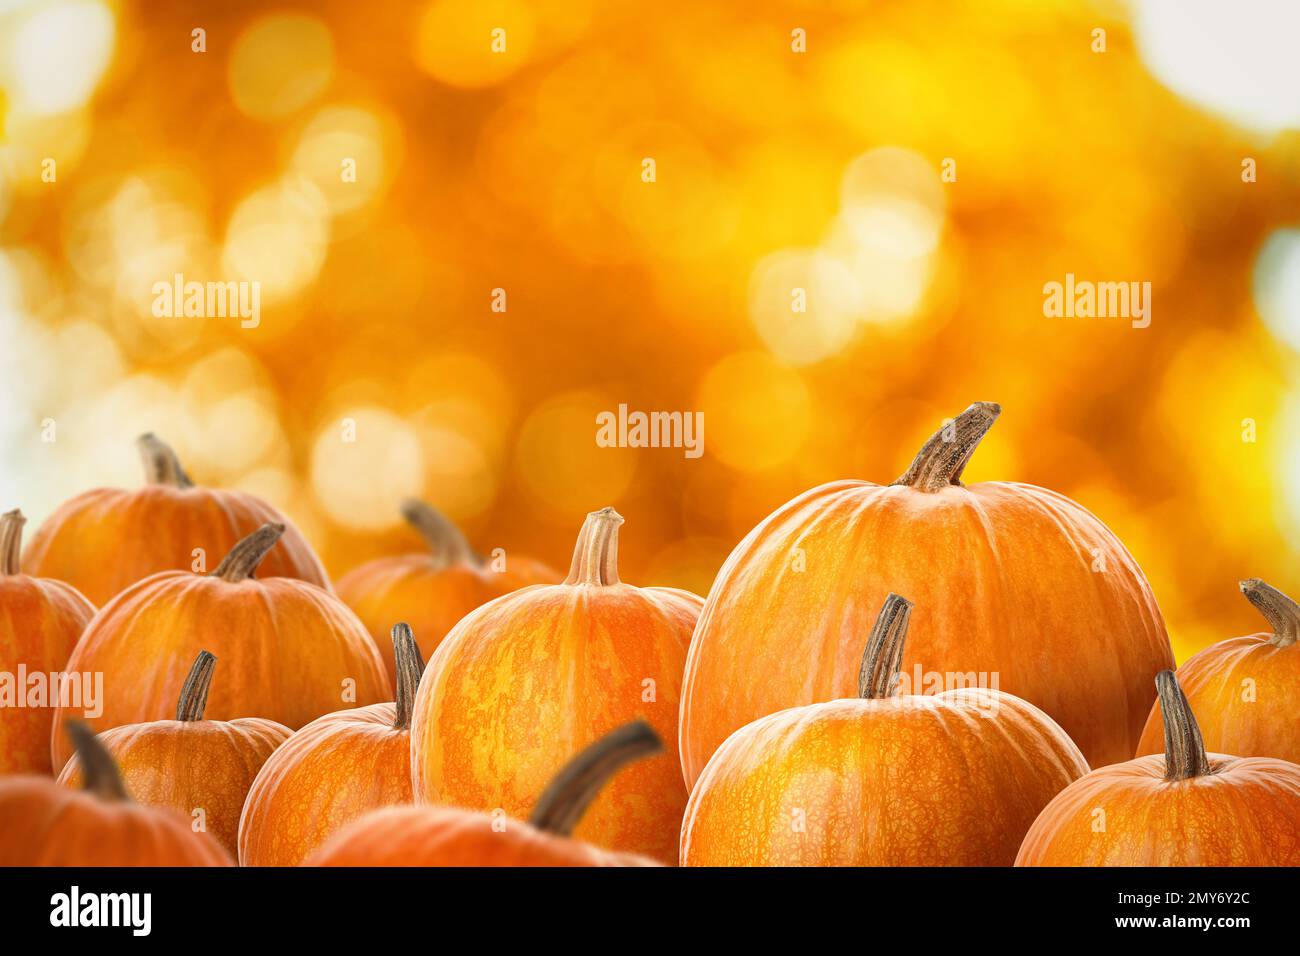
[56,651,290,857]
[238,624,425,866]
[680,402,1172,784]
[0,510,96,774]
[0,721,231,866]
[410,508,701,865]
[1018,671,1300,866]
[336,500,559,683]
[23,433,328,607]
[1136,579,1300,764]
[51,523,390,773]
[680,595,1089,866]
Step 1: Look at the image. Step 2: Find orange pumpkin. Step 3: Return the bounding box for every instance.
[0,509,96,774]
[308,721,662,867]
[0,721,231,865]
[680,594,1089,866]
[336,499,559,681]
[51,523,389,773]
[680,402,1173,783]
[409,507,700,864]
[56,650,290,857]
[1017,671,1300,866]
[23,433,328,606]
[238,623,424,866]
[1136,579,1300,764]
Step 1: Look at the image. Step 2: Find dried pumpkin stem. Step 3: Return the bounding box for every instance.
[137,433,194,489]
[65,720,131,802]
[176,651,217,722]
[858,593,913,699]
[400,499,479,568]
[390,623,425,730]
[563,507,623,586]
[1156,670,1210,781]
[1239,579,1300,648]
[210,523,285,582]
[528,720,661,837]
[0,509,24,576]
[894,402,1001,493]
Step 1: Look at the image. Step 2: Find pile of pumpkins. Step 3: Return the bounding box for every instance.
[2,404,1298,867]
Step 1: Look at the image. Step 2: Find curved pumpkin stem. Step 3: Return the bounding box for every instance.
[65,720,131,802]
[858,593,913,699]
[390,623,425,730]
[528,720,661,837]
[400,499,480,568]
[563,507,623,587]
[137,433,195,489]
[894,402,1001,493]
[210,523,284,582]
[176,651,217,722]
[1239,579,1300,648]
[1155,670,1211,782]
[0,509,24,576]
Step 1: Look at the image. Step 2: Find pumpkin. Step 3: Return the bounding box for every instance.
[308,720,663,866]
[1136,579,1300,764]
[51,523,390,772]
[679,402,1173,783]
[680,594,1089,866]
[22,432,328,606]
[238,623,424,866]
[409,507,701,864]
[56,650,290,857]
[0,509,96,774]
[1017,670,1300,865]
[335,499,559,682]
[0,720,231,865]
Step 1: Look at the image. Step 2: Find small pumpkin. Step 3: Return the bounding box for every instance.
[680,594,1089,866]
[1017,670,1300,866]
[0,509,96,774]
[680,402,1173,783]
[0,721,231,865]
[410,507,701,865]
[23,433,328,606]
[335,499,559,681]
[308,721,663,867]
[52,523,389,772]
[1136,579,1300,764]
[57,650,290,857]
[238,623,424,866]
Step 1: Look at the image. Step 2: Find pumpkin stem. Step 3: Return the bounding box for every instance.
[528,720,661,837]
[894,402,1001,493]
[65,720,131,802]
[857,593,913,699]
[563,507,623,586]
[1155,670,1211,782]
[0,508,24,576]
[1239,579,1300,648]
[176,651,217,722]
[390,623,425,730]
[210,523,285,582]
[137,433,195,489]
[400,499,480,568]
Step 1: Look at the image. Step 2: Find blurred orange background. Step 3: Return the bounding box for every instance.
[3,0,1299,662]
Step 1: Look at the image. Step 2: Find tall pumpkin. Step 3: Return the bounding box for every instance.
[1137,579,1300,764]
[57,650,290,856]
[0,510,96,774]
[51,523,389,772]
[1017,671,1300,866]
[238,624,424,866]
[409,507,701,864]
[23,433,327,606]
[335,499,559,682]
[680,595,1089,866]
[679,402,1172,782]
